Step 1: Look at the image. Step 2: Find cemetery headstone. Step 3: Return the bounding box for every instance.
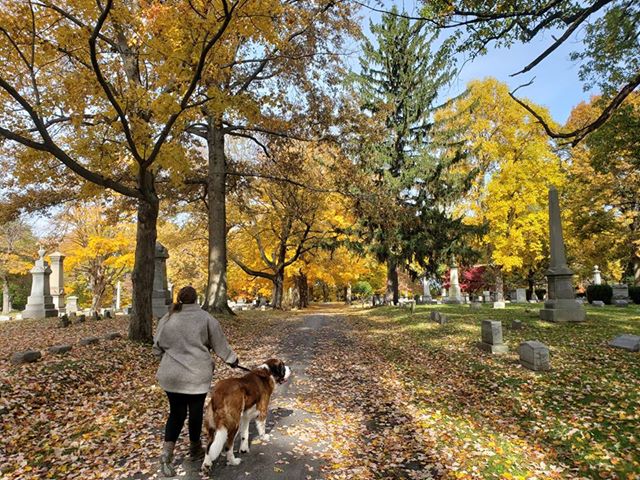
[66,296,79,314]
[592,300,605,307]
[49,251,66,312]
[22,247,58,319]
[152,242,171,318]
[48,344,72,354]
[515,288,527,303]
[519,341,550,371]
[480,320,508,353]
[10,350,41,364]
[511,319,523,330]
[470,302,482,309]
[444,261,464,304]
[608,334,640,352]
[58,314,70,328]
[482,291,491,303]
[611,284,630,307]
[592,265,602,285]
[430,311,441,322]
[539,187,586,322]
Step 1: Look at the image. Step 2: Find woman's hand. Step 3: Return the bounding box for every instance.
[227,358,239,369]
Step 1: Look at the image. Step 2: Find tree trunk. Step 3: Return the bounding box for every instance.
[204,114,233,314]
[385,258,399,305]
[495,269,505,302]
[321,282,329,302]
[298,271,308,308]
[272,272,284,309]
[2,275,11,314]
[345,283,352,305]
[527,269,535,300]
[129,189,159,343]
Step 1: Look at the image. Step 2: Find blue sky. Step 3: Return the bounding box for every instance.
[354,0,595,124]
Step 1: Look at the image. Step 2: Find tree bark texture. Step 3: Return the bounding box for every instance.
[385,259,399,305]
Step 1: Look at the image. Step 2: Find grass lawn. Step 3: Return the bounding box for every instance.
[348,303,640,479]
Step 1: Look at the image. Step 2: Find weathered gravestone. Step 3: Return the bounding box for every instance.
[608,334,640,352]
[480,320,508,353]
[511,319,523,330]
[10,350,41,364]
[592,300,605,307]
[48,344,72,354]
[58,314,70,328]
[66,296,79,314]
[49,251,66,313]
[470,302,482,309]
[444,261,463,304]
[152,242,171,318]
[514,288,527,303]
[519,341,550,371]
[539,187,586,322]
[430,311,448,324]
[611,284,630,307]
[22,248,58,319]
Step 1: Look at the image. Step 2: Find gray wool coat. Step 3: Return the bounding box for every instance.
[152,303,238,395]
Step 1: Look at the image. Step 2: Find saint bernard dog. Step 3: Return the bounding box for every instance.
[202,358,291,469]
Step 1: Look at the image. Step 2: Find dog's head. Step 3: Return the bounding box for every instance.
[261,358,291,384]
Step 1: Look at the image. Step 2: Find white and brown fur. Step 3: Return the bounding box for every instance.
[202,359,291,469]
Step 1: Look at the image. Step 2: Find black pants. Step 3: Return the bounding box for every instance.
[164,391,207,443]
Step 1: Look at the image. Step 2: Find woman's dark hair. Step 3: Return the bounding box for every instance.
[170,286,198,315]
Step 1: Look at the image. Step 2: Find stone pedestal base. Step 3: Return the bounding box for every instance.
[539,299,585,322]
[492,301,505,309]
[444,296,463,304]
[480,342,508,354]
[22,301,58,319]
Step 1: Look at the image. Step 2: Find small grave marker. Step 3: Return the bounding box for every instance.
[608,335,640,352]
[519,341,550,371]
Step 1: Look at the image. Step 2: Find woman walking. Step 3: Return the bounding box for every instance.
[152,286,238,477]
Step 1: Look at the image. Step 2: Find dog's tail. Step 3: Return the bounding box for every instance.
[206,427,228,463]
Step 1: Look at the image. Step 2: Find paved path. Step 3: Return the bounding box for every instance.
[179,314,329,480]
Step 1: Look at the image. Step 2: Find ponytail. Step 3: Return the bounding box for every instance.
[168,285,197,316]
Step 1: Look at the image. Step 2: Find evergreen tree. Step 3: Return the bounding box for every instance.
[351,6,472,304]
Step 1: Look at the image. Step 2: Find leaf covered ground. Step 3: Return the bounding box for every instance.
[348,303,640,480]
[0,304,639,480]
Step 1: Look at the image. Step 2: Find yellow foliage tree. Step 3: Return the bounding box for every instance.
[60,204,135,311]
[440,78,565,293]
[228,139,353,308]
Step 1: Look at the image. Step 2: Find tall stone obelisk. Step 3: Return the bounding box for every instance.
[49,251,66,313]
[539,186,585,322]
[22,247,58,319]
